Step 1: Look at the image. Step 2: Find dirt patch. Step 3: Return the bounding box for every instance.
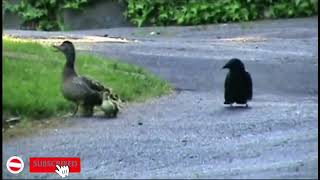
[4,34,137,44]
[222,36,267,43]
[3,116,72,142]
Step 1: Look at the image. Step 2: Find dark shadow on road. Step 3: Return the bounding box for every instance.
[209,105,253,117]
[224,105,252,110]
[92,114,119,121]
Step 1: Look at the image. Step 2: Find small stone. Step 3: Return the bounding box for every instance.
[181,139,188,143]
[150,31,160,35]
[138,122,143,126]
[6,117,21,123]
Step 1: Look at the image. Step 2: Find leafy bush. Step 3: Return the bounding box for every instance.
[4,0,318,30]
[4,0,91,30]
[124,0,318,27]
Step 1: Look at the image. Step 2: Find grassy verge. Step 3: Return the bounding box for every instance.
[3,37,172,137]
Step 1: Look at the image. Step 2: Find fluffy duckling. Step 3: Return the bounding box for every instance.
[101,91,121,118]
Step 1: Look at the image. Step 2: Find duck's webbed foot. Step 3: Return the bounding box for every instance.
[72,104,79,116]
[79,104,94,117]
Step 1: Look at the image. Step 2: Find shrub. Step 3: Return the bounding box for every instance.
[4,0,91,30]
[4,0,318,30]
[124,0,318,27]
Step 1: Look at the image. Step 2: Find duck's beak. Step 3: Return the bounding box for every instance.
[52,45,61,52]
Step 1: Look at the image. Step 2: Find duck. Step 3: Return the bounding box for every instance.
[53,41,111,117]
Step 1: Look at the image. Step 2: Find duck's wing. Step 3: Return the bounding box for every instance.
[79,76,110,92]
[63,77,94,100]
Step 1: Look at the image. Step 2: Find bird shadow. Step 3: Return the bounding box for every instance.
[223,105,252,111]
[68,113,118,121]
[93,114,118,120]
[209,104,253,116]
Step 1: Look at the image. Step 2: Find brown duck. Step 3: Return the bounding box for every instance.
[53,41,110,116]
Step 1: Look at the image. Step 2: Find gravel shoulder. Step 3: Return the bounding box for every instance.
[3,17,318,179]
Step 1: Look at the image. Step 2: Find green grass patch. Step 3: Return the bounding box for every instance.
[3,37,172,119]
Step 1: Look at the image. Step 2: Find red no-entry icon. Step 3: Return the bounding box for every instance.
[6,156,24,174]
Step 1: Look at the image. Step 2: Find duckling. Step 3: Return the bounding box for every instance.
[53,41,110,116]
[110,93,123,111]
[101,91,121,118]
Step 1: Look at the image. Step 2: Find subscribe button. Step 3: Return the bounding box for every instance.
[29,157,81,173]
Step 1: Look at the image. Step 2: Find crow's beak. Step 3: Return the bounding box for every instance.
[222,61,232,69]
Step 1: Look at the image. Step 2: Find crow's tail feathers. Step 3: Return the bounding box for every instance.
[245,71,253,100]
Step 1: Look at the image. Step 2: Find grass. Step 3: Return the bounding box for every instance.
[3,37,172,120]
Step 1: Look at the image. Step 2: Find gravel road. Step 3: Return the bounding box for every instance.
[3,17,318,179]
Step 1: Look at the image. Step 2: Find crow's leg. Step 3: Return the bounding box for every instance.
[72,104,79,116]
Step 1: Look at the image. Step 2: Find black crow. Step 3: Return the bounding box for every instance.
[222,58,252,107]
